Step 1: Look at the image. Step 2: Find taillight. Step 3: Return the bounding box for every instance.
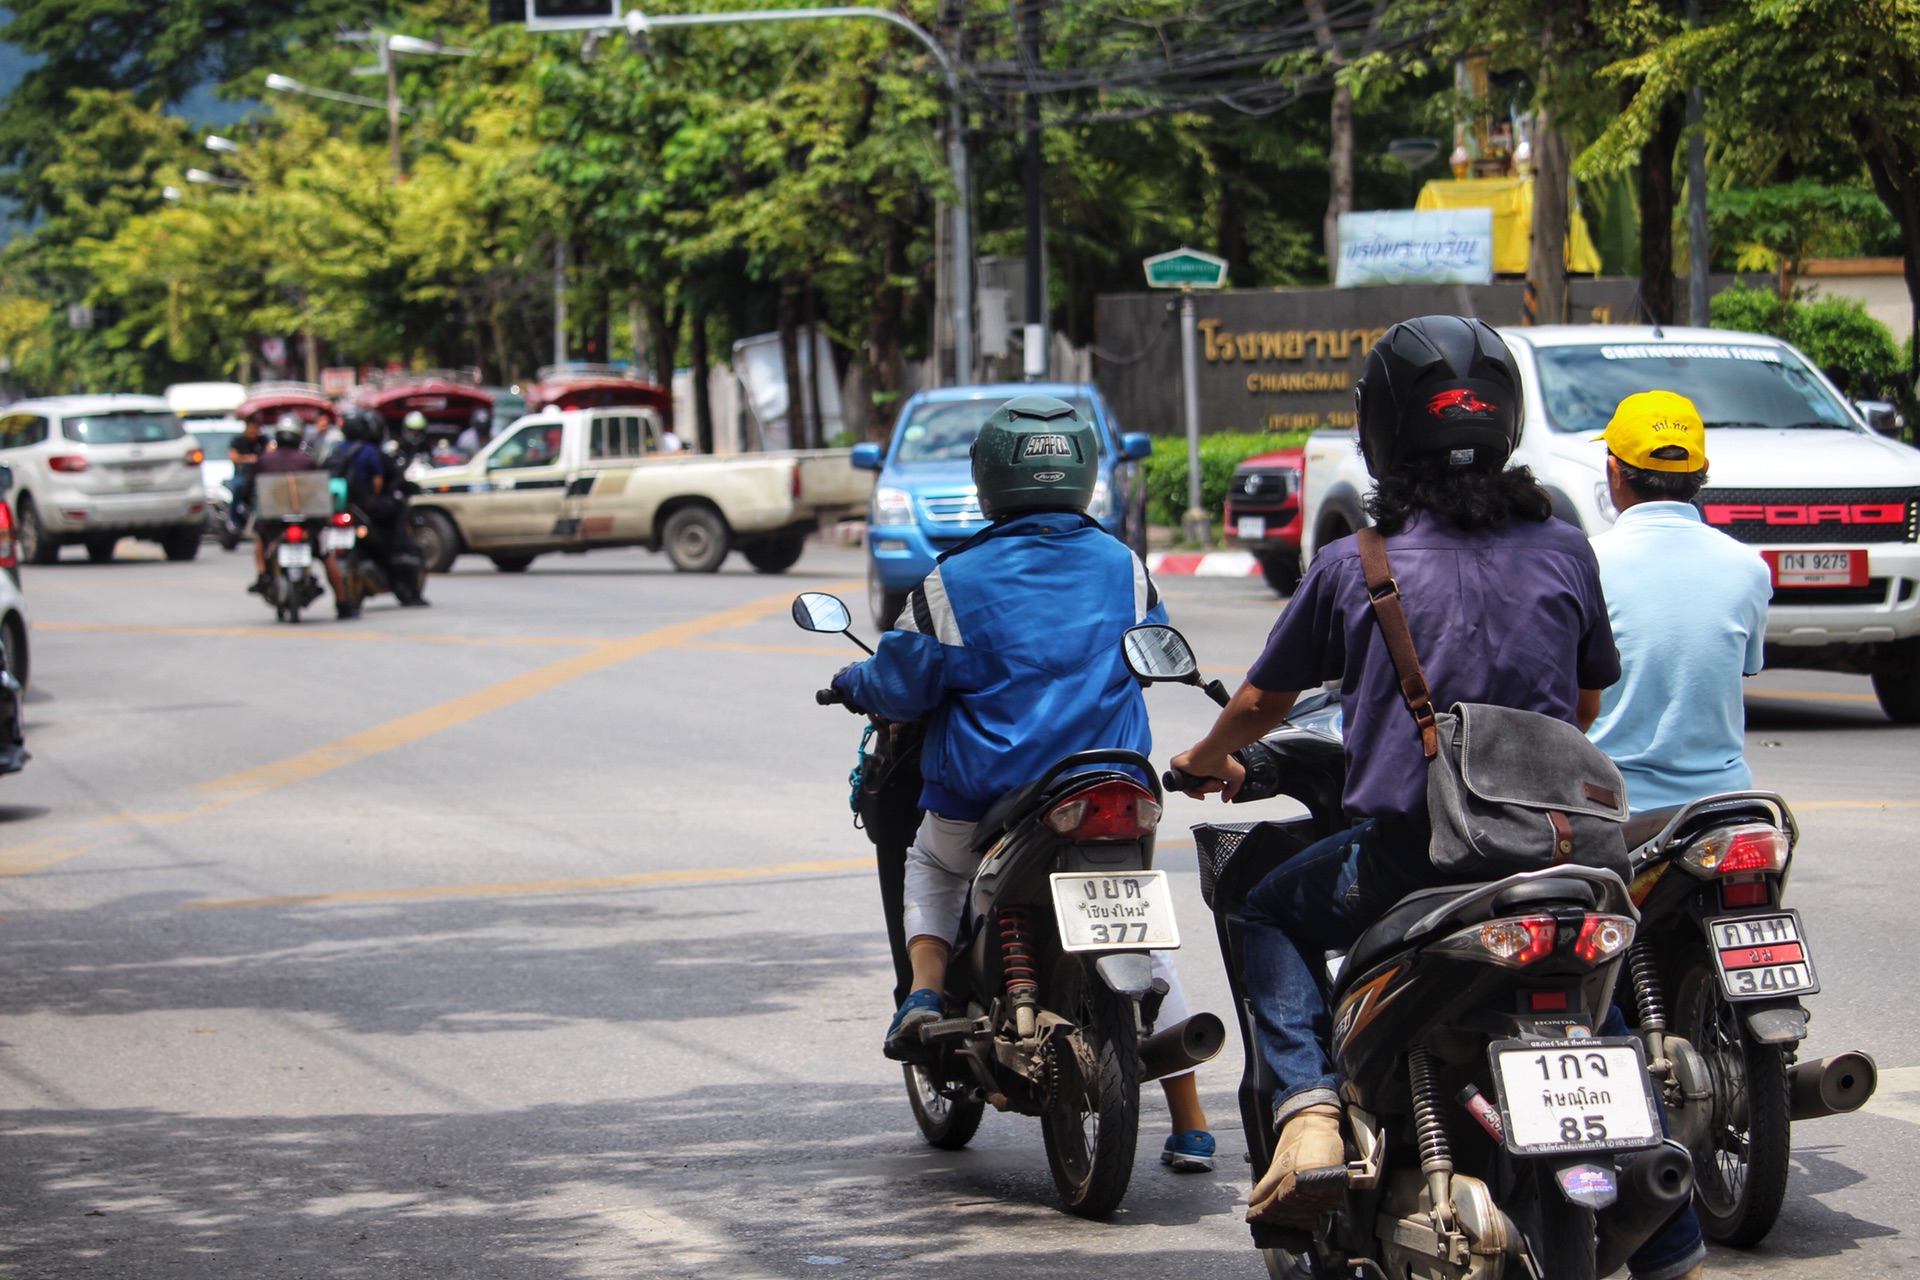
[1573,914,1636,963]
[183,447,204,465]
[1722,877,1770,908]
[332,512,353,526]
[791,467,802,499]
[284,524,307,542]
[48,455,88,472]
[1043,780,1161,841]
[1433,914,1559,968]
[0,501,13,568]
[1680,823,1789,877]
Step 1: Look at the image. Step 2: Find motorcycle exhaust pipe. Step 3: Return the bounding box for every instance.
[1139,1013,1225,1084]
[1789,1051,1878,1120]
[1595,1140,1695,1280]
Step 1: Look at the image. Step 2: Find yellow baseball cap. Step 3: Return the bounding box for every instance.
[1594,390,1707,472]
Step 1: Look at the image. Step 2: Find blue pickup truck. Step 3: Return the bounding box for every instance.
[851,381,1152,628]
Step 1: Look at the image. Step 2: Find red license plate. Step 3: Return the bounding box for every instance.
[1763,549,1867,588]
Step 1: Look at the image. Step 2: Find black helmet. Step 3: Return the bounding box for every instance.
[970,395,1098,520]
[1354,316,1522,479]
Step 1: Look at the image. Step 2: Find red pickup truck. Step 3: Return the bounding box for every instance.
[1222,446,1305,594]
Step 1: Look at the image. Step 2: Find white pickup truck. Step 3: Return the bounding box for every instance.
[410,404,872,574]
[1299,324,1920,722]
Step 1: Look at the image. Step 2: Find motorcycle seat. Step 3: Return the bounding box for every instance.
[1624,804,1685,850]
[1337,885,1472,987]
[967,768,1135,854]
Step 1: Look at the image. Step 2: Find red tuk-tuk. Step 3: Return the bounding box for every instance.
[235,382,337,429]
[526,364,672,429]
[350,371,495,447]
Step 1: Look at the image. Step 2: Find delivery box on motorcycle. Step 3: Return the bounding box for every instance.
[255,471,333,521]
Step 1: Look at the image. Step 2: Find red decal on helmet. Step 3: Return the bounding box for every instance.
[1426,388,1499,420]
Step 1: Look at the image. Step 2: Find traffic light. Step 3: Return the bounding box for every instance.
[488,0,621,29]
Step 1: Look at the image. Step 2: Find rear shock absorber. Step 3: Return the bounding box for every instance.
[1408,1045,1456,1233]
[1629,937,1670,1076]
[998,905,1040,1040]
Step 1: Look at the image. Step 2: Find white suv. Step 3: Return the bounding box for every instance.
[0,395,208,563]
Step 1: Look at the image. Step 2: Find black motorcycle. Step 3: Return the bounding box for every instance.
[1129,624,1691,1280]
[1615,794,1876,1246]
[336,505,425,609]
[260,515,327,624]
[794,592,1224,1218]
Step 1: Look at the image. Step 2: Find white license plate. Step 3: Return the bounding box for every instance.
[1489,1037,1662,1155]
[277,542,313,568]
[1709,912,1819,1000]
[321,528,356,553]
[1050,870,1180,952]
[1771,549,1863,587]
[1236,516,1266,539]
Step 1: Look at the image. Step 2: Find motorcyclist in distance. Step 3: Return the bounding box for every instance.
[250,413,350,613]
[1167,317,1631,1229]
[830,394,1218,1172]
[340,411,429,608]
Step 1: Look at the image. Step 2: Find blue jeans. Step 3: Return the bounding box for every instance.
[1243,822,1704,1280]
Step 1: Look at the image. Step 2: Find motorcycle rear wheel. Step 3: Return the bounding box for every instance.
[1671,946,1791,1246]
[1531,1164,1598,1280]
[1040,952,1139,1219]
[904,1064,984,1151]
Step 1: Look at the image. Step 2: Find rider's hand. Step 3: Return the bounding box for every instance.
[1169,747,1246,802]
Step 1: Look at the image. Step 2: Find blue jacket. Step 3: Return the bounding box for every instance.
[835,512,1168,821]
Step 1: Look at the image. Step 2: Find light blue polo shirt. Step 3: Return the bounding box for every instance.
[1587,501,1772,812]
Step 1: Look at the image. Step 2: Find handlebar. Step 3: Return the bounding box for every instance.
[1163,766,1216,793]
[815,687,845,706]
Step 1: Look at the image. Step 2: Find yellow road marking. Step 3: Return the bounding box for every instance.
[0,840,102,878]
[37,621,597,649]
[96,580,858,826]
[1746,688,1881,705]
[679,640,852,657]
[187,854,875,910]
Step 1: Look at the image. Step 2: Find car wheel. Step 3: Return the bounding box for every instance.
[1258,550,1301,596]
[661,505,730,573]
[1872,642,1920,724]
[412,510,461,574]
[868,563,908,631]
[742,531,808,574]
[17,497,58,566]
[161,526,201,561]
[489,554,535,573]
[84,535,116,564]
[2,614,26,690]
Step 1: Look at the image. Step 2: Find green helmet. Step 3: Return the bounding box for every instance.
[970,395,1098,520]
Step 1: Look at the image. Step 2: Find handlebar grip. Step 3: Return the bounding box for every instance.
[815,687,845,706]
[1163,767,1210,792]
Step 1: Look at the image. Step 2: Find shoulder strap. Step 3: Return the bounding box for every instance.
[1355,527,1439,759]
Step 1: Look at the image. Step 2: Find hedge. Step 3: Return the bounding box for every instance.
[1709,282,1903,399]
[1141,429,1312,530]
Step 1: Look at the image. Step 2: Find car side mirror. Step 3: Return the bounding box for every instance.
[1856,399,1906,437]
[1120,432,1153,461]
[792,592,853,634]
[850,442,884,471]
[1121,624,1199,681]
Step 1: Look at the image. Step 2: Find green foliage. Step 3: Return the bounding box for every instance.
[1710,282,1904,396]
[1142,430,1310,529]
[1708,181,1902,272]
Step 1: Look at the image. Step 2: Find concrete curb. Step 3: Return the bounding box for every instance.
[1147,550,1261,577]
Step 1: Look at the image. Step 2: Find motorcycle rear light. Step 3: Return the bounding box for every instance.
[284,524,307,542]
[1043,780,1161,841]
[1681,823,1789,876]
[1573,914,1636,963]
[1721,876,1770,908]
[332,512,353,526]
[1527,990,1569,1012]
[48,455,88,472]
[1433,914,1557,968]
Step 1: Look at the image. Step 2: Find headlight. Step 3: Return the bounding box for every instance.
[1594,481,1618,523]
[1086,476,1112,519]
[872,486,915,526]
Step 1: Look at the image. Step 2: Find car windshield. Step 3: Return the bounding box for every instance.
[1532,342,1858,434]
[192,430,239,459]
[892,396,1104,463]
[63,411,186,444]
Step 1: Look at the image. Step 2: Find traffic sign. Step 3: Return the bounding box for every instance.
[1144,248,1228,290]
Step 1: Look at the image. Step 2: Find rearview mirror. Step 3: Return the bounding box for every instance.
[1856,399,1906,438]
[792,592,852,634]
[849,442,884,471]
[1122,624,1199,681]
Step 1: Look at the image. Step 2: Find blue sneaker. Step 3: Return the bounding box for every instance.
[1162,1128,1216,1173]
[884,989,943,1061]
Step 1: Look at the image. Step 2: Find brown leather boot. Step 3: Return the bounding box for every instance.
[1247,1103,1346,1226]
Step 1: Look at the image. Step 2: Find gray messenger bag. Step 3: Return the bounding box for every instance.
[1356,529,1630,879]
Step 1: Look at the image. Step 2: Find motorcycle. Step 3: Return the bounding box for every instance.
[215,476,251,552]
[336,505,425,609]
[260,515,327,624]
[1615,795,1877,1246]
[793,592,1226,1219]
[1129,624,1693,1280]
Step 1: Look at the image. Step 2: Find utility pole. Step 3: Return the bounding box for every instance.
[553,237,569,366]
[385,46,403,181]
[1686,0,1710,325]
[1020,0,1046,380]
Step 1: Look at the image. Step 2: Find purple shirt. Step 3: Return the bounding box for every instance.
[1249,512,1620,827]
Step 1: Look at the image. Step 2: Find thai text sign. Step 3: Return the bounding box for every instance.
[1335,209,1495,288]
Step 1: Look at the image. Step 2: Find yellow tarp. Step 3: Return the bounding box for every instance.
[1415,177,1602,275]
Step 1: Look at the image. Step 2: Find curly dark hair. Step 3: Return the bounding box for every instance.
[1365,456,1556,535]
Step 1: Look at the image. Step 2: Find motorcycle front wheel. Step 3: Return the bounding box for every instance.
[904,1063,984,1150]
[1671,945,1791,1246]
[1040,952,1139,1219]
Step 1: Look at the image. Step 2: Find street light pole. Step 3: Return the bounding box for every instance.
[386,46,404,181]
[620,7,972,381]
